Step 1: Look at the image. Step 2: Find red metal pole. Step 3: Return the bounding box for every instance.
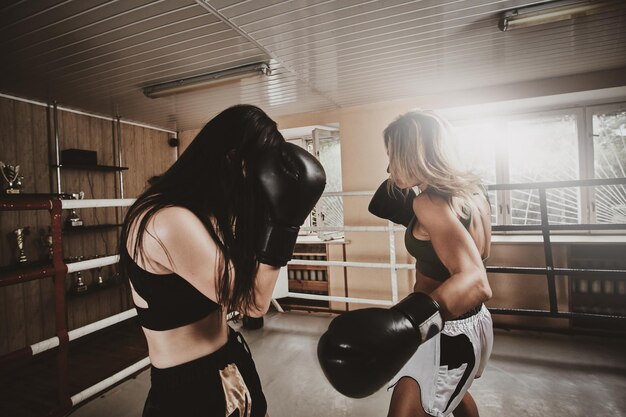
[50,199,71,413]
[0,265,57,287]
[0,198,53,211]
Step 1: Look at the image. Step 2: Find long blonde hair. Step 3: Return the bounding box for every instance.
[384,110,482,211]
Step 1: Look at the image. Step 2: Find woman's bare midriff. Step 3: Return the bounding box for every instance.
[141,308,229,369]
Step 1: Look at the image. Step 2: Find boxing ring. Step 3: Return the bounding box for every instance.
[1,177,625,416]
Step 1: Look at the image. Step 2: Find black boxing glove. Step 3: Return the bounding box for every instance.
[368,180,416,227]
[317,292,443,398]
[255,142,326,266]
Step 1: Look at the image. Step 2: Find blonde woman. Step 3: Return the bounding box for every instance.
[318,110,493,417]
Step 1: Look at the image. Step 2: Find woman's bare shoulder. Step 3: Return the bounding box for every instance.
[141,206,216,263]
[147,206,204,237]
[413,190,449,213]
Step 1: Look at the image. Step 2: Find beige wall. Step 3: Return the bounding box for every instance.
[177,69,626,328]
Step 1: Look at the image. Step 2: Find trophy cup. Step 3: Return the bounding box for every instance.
[65,191,85,227]
[13,227,30,263]
[71,256,88,293]
[0,161,23,194]
[42,226,54,260]
[94,254,105,286]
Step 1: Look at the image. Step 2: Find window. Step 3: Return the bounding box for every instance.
[591,109,626,224]
[450,121,498,224]
[446,105,626,229]
[315,130,344,233]
[282,125,343,239]
[506,113,580,225]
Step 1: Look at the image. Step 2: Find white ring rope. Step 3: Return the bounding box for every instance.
[68,309,137,342]
[61,198,135,209]
[67,255,120,273]
[286,292,393,306]
[288,258,414,270]
[301,225,404,232]
[29,309,138,356]
[50,192,404,409]
[70,357,151,406]
[58,196,406,312]
[58,190,376,210]
[320,191,374,197]
[30,336,60,355]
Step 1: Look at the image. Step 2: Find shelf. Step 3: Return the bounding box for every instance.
[288,264,327,271]
[294,243,327,253]
[278,296,330,310]
[63,224,122,234]
[0,261,55,286]
[0,192,71,199]
[52,164,128,172]
[67,280,123,298]
[288,279,328,292]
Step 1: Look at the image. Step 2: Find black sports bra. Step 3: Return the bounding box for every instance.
[404,188,489,282]
[122,246,220,331]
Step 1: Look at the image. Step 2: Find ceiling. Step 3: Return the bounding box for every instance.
[1,0,625,131]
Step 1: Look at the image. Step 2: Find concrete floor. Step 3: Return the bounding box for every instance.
[70,311,626,417]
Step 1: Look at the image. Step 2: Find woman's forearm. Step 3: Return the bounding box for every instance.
[429,268,492,320]
[246,263,281,317]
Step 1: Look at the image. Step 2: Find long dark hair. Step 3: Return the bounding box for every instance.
[119,104,284,314]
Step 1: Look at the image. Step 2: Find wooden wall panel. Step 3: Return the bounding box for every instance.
[0,95,176,353]
[121,125,174,198]
[0,97,52,353]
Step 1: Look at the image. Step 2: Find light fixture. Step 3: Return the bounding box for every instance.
[498,0,615,32]
[143,62,271,98]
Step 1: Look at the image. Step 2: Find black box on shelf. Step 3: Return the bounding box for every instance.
[61,149,97,166]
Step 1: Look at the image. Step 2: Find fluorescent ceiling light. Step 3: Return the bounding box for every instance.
[143,62,271,98]
[498,0,615,32]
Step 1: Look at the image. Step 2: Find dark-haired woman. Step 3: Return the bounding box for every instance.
[119,104,326,417]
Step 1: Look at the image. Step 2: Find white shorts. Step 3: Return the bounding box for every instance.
[388,305,493,417]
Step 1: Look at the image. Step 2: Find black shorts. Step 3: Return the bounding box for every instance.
[142,327,267,417]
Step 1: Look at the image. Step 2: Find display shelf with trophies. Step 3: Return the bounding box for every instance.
[0,161,24,195]
[62,224,123,234]
[568,245,626,332]
[59,191,122,233]
[1,223,57,286]
[66,256,122,299]
[281,242,331,311]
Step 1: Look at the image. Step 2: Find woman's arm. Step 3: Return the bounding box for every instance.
[413,195,492,320]
[247,263,280,317]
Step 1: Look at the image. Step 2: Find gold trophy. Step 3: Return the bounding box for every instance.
[65,191,85,227]
[0,161,23,194]
[70,256,88,293]
[94,254,105,286]
[13,227,30,263]
[41,226,54,260]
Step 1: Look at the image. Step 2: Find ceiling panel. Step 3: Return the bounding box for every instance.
[1,0,625,131]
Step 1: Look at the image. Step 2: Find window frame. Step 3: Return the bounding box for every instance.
[448,101,626,232]
[585,102,626,224]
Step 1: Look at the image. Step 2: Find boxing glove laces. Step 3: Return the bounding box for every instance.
[255,142,326,266]
[317,292,443,398]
